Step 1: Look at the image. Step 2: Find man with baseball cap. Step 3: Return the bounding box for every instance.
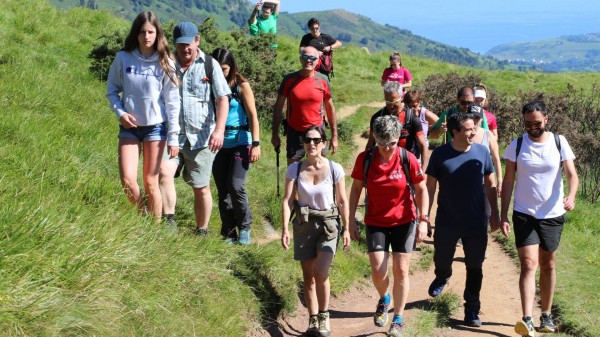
[161,22,231,237]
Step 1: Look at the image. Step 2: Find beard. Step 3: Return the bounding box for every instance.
[527,127,545,139]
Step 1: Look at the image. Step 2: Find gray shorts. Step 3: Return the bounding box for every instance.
[293,218,339,261]
[173,144,216,188]
[365,221,416,253]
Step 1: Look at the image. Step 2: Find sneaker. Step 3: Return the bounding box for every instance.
[387,321,404,337]
[539,313,556,333]
[374,297,390,327]
[306,315,318,337]
[317,311,331,337]
[164,215,178,235]
[224,238,236,245]
[428,277,448,297]
[515,317,535,337]
[194,227,208,237]
[464,307,482,327]
[238,229,251,245]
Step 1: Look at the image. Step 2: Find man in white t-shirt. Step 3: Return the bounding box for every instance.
[500,100,579,337]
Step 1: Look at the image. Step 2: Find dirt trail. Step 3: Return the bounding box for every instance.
[252,103,533,337]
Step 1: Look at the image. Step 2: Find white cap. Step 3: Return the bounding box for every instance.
[474,89,487,99]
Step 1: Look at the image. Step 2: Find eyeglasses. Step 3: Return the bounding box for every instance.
[375,139,398,147]
[385,98,402,106]
[301,55,318,62]
[524,121,543,129]
[459,100,474,106]
[303,137,324,145]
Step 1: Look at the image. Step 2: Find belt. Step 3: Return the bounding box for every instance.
[225,125,249,131]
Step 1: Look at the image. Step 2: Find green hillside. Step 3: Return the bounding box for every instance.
[3,0,600,336]
[49,0,501,69]
[486,33,600,72]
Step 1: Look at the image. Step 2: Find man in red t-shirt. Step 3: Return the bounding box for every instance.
[366,81,429,171]
[272,46,338,164]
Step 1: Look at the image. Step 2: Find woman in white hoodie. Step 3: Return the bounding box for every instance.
[106,11,180,219]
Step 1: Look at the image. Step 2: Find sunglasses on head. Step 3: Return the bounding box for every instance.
[301,55,318,62]
[303,137,324,145]
[385,98,402,106]
[375,139,398,147]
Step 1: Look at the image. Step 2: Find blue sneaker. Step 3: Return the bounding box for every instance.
[238,229,251,245]
[428,277,448,297]
[464,307,482,327]
[373,296,390,327]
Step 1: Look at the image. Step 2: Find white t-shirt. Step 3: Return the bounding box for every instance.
[503,132,575,219]
[285,161,345,211]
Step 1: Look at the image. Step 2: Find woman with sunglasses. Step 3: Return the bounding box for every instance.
[348,115,429,337]
[381,52,412,96]
[281,126,350,337]
[209,48,261,245]
[106,11,179,220]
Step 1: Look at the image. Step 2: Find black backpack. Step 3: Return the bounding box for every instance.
[362,146,415,216]
[318,51,334,79]
[515,134,562,171]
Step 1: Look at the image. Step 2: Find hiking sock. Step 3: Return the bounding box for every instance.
[319,310,329,314]
[392,314,403,324]
[382,293,391,305]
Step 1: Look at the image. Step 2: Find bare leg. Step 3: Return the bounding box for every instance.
[369,251,390,297]
[313,251,334,311]
[193,186,212,229]
[118,138,142,211]
[159,159,178,215]
[391,252,411,316]
[539,248,557,313]
[142,140,165,219]
[517,245,539,317]
[301,259,318,315]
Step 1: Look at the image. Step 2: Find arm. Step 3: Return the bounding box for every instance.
[488,131,503,195]
[426,175,437,219]
[271,94,286,150]
[417,134,429,172]
[491,128,498,138]
[402,79,412,90]
[563,159,579,211]
[248,2,259,24]
[106,54,138,128]
[239,82,261,162]
[335,176,351,250]
[484,173,500,232]
[348,178,363,241]
[414,179,429,243]
[428,112,446,139]
[499,160,516,238]
[162,68,181,157]
[281,176,295,250]
[425,109,439,127]
[209,95,229,152]
[325,97,338,154]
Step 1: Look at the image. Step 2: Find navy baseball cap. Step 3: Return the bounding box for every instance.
[467,103,484,118]
[173,22,198,44]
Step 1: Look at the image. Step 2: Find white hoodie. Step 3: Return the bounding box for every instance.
[106,49,180,146]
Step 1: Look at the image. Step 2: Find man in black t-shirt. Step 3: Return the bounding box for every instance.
[299,18,342,55]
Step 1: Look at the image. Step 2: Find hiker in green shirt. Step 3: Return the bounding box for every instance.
[248,0,280,36]
[429,87,488,141]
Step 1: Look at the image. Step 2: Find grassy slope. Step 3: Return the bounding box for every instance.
[1,1,600,335]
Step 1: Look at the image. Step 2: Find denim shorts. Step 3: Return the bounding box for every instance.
[118,122,166,142]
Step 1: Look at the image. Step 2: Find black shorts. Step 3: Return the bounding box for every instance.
[365,221,416,253]
[286,124,327,160]
[513,211,565,252]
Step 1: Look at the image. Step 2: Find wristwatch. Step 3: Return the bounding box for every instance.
[251,141,260,147]
[419,214,430,223]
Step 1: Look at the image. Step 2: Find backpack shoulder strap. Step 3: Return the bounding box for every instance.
[362,146,376,188]
[400,148,416,203]
[328,159,337,204]
[555,134,563,168]
[203,54,217,119]
[515,136,523,171]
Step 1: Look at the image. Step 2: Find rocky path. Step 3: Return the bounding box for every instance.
[252,102,536,337]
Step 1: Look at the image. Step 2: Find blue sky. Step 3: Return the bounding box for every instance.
[275,0,600,54]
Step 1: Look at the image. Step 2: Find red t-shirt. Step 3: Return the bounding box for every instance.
[484,109,497,131]
[278,72,331,131]
[351,148,425,227]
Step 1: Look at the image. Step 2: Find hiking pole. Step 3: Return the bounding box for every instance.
[443,115,447,144]
[276,146,281,197]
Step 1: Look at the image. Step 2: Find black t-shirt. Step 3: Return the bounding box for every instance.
[299,33,338,52]
[369,107,424,157]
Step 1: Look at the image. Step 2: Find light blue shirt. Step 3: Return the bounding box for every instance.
[177,49,231,150]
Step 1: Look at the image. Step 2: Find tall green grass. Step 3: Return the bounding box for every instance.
[2,0,600,335]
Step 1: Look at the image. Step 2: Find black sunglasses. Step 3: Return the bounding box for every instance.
[303,137,324,145]
[301,55,318,62]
